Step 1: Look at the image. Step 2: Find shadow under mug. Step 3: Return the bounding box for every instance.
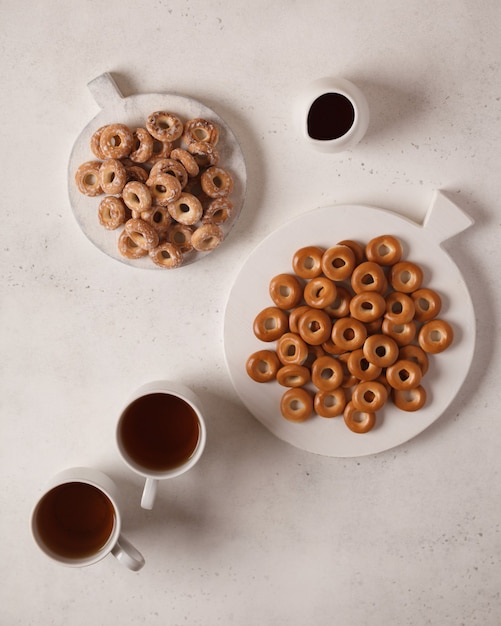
[30,467,145,571]
[116,381,207,510]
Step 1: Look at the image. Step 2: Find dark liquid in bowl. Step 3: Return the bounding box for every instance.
[307,92,355,140]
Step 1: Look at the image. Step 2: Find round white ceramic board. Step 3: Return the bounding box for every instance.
[223,191,475,457]
[68,73,246,269]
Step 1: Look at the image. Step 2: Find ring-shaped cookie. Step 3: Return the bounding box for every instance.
[331,317,367,352]
[167,192,203,225]
[314,388,347,418]
[351,380,388,412]
[386,359,423,391]
[392,385,427,412]
[311,355,344,391]
[398,344,429,375]
[362,333,399,368]
[381,318,416,347]
[99,159,126,195]
[303,276,337,309]
[129,128,154,163]
[75,160,103,196]
[418,319,454,354]
[343,401,376,434]
[389,261,424,293]
[385,291,416,324]
[349,292,386,323]
[98,196,126,230]
[347,349,382,381]
[99,123,134,159]
[292,246,325,279]
[276,332,309,366]
[351,261,387,294]
[201,166,233,198]
[148,242,183,269]
[146,111,183,142]
[125,218,159,251]
[269,274,303,310]
[321,245,356,281]
[276,364,311,388]
[297,309,332,346]
[246,350,281,383]
[365,235,403,266]
[117,229,148,259]
[411,288,442,322]
[122,181,152,213]
[280,388,313,422]
[147,173,182,206]
[183,118,220,146]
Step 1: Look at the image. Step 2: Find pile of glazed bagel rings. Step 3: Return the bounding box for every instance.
[74,113,234,268]
[246,235,454,434]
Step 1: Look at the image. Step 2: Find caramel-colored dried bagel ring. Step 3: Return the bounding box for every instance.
[146,111,183,142]
[393,385,427,412]
[384,291,416,324]
[167,193,203,225]
[191,223,224,252]
[297,308,332,346]
[170,147,200,177]
[149,158,188,189]
[323,285,352,319]
[269,273,303,310]
[338,239,365,265]
[311,355,344,391]
[117,229,148,259]
[129,128,154,163]
[381,318,416,347]
[167,223,194,253]
[276,364,311,388]
[201,166,233,198]
[349,292,386,323]
[314,388,347,418]
[365,235,403,266]
[288,305,310,334]
[122,181,152,213]
[292,246,325,279]
[347,349,382,382]
[183,118,220,146]
[99,158,127,195]
[147,173,182,206]
[389,261,423,293]
[351,261,387,294]
[351,380,388,413]
[246,350,281,383]
[203,197,234,224]
[188,141,220,167]
[125,218,159,251]
[418,319,454,354]
[304,276,337,309]
[141,207,172,236]
[148,242,183,269]
[99,124,134,159]
[386,359,423,391]
[331,317,367,352]
[321,245,356,281]
[337,352,359,388]
[90,126,106,159]
[75,161,103,196]
[280,388,313,422]
[276,333,309,366]
[411,288,442,322]
[362,333,399,368]
[398,344,429,376]
[255,306,292,342]
[98,196,126,230]
[343,401,376,434]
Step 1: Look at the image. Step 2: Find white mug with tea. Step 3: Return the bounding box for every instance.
[116,380,207,510]
[31,467,145,571]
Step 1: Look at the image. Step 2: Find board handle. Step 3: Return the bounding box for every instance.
[87,72,124,110]
[422,190,473,243]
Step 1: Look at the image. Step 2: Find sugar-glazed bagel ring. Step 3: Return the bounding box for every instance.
[351,261,387,294]
[393,385,427,412]
[122,181,152,213]
[386,359,423,391]
[381,318,416,347]
[389,261,424,293]
[117,229,148,259]
[343,401,376,434]
[321,245,356,281]
[384,291,416,324]
[351,380,388,413]
[141,207,172,236]
[276,364,311,388]
[269,273,303,310]
[99,158,127,195]
[98,196,126,230]
[314,388,347,418]
[347,349,382,381]
[170,147,200,177]
[418,319,454,354]
[90,126,106,159]
[149,158,188,189]
[276,332,309,366]
[188,141,220,167]
[331,317,367,352]
[125,218,159,251]
[311,355,344,391]
[362,333,399,368]
[146,111,184,142]
[253,307,289,342]
[129,128,154,163]
[167,223,194,253]
[75,160,103,196]
[292,246,325,279]
[125,164,149,184]
[191,223,224,252]
[280,388,313,422]
[203,198,234,224]
[303,276,337,309]
[398,344,429,375]
[167,192,203,225]
[246,350,281,383]
[201,166,233,198]
[148,139,174,163]
[411,288,442,322]
[349,292,386,323]
[183,118,220,146]
[148,242,183,269]
[365,235,403,266]
[147,173,182,206]
[99,124,134,159]
[297,308,332,346]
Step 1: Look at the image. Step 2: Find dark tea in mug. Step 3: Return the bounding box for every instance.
[34,482,116,559]
[307,92,355,141]
[119,393,200,471]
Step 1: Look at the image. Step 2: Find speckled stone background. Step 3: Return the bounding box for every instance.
[1,1,500,624]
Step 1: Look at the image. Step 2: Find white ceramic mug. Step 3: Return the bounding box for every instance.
[31,467,145,571]
[116,381,207,510]
[297,77,370,153]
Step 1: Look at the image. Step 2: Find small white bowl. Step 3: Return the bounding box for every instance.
[297,77,370,153]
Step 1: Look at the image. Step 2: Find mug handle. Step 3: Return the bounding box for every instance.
[111,534,145,571]
[141,477,159,510]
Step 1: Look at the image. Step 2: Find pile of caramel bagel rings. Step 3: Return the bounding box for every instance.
[74,113,234,268]
[245,235,454,434]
